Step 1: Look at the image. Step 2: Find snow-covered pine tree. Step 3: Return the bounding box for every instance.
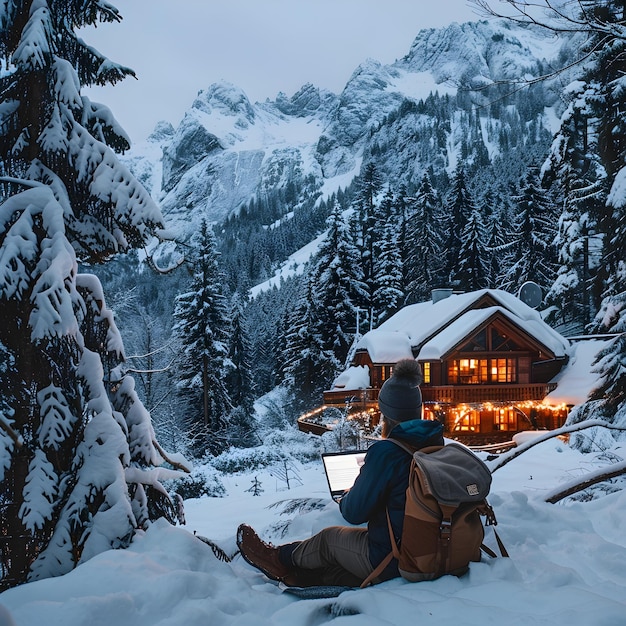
[479,188,509,289]
[586,94,626,428]
[173,220,232,455]
[281,274,337,414]
[453,208,489,291]
[372,189,404,324]
[226,293,255,416]
[542,80,607,332]
[352,162,384,319]
[404,172,444,303]
[225,293,258,448]
[311,201,367,369]
[442,166,474,287]
[0,1,180,588]
[499,170,558,296]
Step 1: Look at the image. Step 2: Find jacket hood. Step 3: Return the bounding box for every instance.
[388,418,444,448]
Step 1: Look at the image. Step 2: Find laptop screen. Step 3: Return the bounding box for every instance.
[322,450,367,501]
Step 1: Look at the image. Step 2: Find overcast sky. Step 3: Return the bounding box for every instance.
[82,1,480,142]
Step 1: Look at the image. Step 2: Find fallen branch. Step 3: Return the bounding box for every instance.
[489,420,626,473]
[545,461,626,504]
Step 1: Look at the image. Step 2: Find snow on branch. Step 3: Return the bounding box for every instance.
[545,460,626,504]
[151,439,192,474]
[489,419,626,472]
[145,250,185,275]
[0,186,81,341]
[12,1,54,71]
[70,35,135,87]
[0,413,23,449]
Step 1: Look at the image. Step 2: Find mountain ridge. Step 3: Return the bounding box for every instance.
[123,18,571,244]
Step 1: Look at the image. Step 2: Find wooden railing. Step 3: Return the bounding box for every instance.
[322,389,379,406]
[323,383,556,407]
[422,383,557,404]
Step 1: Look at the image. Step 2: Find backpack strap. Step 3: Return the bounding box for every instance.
[360,511,400,588]
[479,499,509,558]
[481,528,509,558]
[386,437,415,455]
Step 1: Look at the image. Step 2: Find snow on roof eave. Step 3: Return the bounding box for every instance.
[416,306,568,361]
[543,338,610,406]
[354,330,414,364]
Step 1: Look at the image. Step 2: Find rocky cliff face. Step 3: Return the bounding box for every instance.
[123,19,569,242]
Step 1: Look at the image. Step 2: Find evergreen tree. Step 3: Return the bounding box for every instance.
[453,208,489,291]
[372,197,404,324]
[313,202,369,366]
[226,293,255,415]
[352,162,384,318]
[588,170,626,421]
[0,1,178,588]
[173,221,232,454]
[500,170,558,295]
[404,172,444,303]
[480,189,509,288]
[281,275,336,414]
[543,82,606,331]
[394,184,410,290]
[442,166,474,287]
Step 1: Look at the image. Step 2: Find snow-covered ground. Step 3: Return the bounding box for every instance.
[2,436,626,626]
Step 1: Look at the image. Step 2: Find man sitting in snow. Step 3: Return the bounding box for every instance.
[237,359,444,587]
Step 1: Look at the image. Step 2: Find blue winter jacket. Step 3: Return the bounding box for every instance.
[339,418,444,580]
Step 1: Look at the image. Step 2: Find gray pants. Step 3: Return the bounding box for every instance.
[291,526,375,587]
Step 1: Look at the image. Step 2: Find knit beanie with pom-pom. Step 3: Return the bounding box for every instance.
[378,358,423,422]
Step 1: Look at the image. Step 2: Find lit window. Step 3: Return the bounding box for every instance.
[448,358,517,384]
[491,359,516,383]
[423,362,431,384]
[452,408,480,432]
[493,407,517,431]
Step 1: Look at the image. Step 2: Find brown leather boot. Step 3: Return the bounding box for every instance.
[236,524,291,582]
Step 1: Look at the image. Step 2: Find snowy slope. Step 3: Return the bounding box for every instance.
[2,437,626,625]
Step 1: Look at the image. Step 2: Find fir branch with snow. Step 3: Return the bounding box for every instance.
[0,0,181,590]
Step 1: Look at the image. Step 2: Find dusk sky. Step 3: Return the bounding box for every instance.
[82,0,481,142]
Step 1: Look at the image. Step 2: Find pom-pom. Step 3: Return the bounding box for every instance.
[392,359,422,386]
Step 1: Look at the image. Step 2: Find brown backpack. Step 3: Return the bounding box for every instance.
[361,441,506,587]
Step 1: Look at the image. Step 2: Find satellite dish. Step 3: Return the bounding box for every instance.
[519,281,542,309]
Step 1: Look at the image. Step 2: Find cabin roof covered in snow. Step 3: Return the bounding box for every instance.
[544,338,611,406]
[355,289,570,363]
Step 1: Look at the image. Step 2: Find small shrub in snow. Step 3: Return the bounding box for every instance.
[261,427,324,463]
[166,467,226,499]
[211,427,324,474]
[211,446,283,474]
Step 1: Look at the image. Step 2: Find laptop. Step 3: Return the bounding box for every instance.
[322,450,367,502]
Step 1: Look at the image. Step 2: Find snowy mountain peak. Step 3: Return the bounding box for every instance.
[401,20,559,87]
[274,83,337,118]
[147,120,175,143]
[192,80,256,125]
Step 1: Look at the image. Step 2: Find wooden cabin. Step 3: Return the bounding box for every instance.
[299,289,572,445]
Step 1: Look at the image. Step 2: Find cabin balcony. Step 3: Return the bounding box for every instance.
[422,383,557,405]
[323,383,557,409]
